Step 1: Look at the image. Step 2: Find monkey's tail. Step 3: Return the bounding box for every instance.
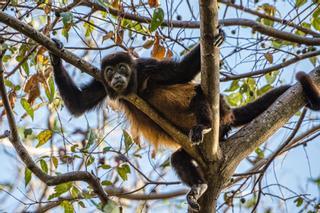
[296,71,320,111]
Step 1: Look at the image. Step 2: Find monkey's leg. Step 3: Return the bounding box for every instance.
[296,72,320,110]
[232,85,291,126]
[189,86,212,145]
[171,149,208,212]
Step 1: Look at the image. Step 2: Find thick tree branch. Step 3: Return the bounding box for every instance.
[222,67,320,176]
[199,0,221,161]
[0,11,205,167]
[0,46,109,204]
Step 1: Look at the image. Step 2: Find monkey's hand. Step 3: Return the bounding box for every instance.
[49,38,64,66]
[213,28,225,47]
[189,125,212,146]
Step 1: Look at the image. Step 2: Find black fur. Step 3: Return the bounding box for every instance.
[49,32,320,211]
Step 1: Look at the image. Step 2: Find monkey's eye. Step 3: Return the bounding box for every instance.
[104,67,114,81]
[118,64,128,74]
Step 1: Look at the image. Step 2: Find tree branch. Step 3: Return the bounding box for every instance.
[219,0,320,37]
[199,0,221,161]
[0,45,109,204]
[222,67,320,176]
[221,49,320,81]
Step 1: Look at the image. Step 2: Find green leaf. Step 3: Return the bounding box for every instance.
[103,147,112,153]
[99,164,111,170]
[311,17,320,31]
[60,200,74,213]
[257,84,273,96]
[48,182,72,200]
[150,8,164,32]
[101,180,112,186]
[102,200,120,213]
[36,130,53,148]
[23,128,33,138]
[25,168,32,187]
[61,12,74,25]
[116,164,131,181]
[225,80,239,92]
[296,0,307,7]
[85,129,96,149]
[226,92,242,107]
[294,197,304,207]
[123,129,133,152]
[255,148,265,159]
[4,80,15,89]
[40,159,48,174]
[83,20,95,38]
[71,186,80,198]
[78,201,86,208]
[265,71,279,84]
[71,144,79,152]
[85,155,95,166]
[310,56,317,66]
[21,98,34,119]
[22,61,29,76]
[45,76,55,103]
[52,156,59,169]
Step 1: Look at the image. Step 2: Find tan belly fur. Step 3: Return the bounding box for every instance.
[116,83,197,150]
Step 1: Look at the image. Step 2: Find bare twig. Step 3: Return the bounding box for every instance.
[221,49,320,81]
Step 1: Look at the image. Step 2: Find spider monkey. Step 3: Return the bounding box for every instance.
[49,34,320,211]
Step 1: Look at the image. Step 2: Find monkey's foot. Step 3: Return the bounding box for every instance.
[187,194,200,212]
[189,126,212,146]
[186,184,208,212]
[52,38,64,49]
[213,28,225,47]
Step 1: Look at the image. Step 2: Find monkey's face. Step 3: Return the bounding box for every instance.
[103,63,132,93]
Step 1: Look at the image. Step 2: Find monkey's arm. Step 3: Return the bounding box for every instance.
[141,30,224,85]
[49,42,106,116]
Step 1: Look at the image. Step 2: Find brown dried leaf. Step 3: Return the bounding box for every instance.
[142,39,154,49]
[111,0,121,10]
[165,49,173,59]
[264,52,273,64]
[102,32,114,42]
[148,0,160,8]
[44,4,51,14]
[115,30,124,45]
[151,33,165,59]
[24,75,40,105]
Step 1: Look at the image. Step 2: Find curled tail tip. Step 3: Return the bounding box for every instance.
[296,71,308,82]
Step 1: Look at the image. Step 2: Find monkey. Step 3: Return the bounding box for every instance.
[49,34,320,211]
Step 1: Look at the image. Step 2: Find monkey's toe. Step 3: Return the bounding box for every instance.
[187,194,201,212]
[214,29,225,47]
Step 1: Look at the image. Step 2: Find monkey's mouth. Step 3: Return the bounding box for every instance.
[112,81,126,90]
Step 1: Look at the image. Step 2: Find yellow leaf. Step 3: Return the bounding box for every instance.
[36,130,53,148]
